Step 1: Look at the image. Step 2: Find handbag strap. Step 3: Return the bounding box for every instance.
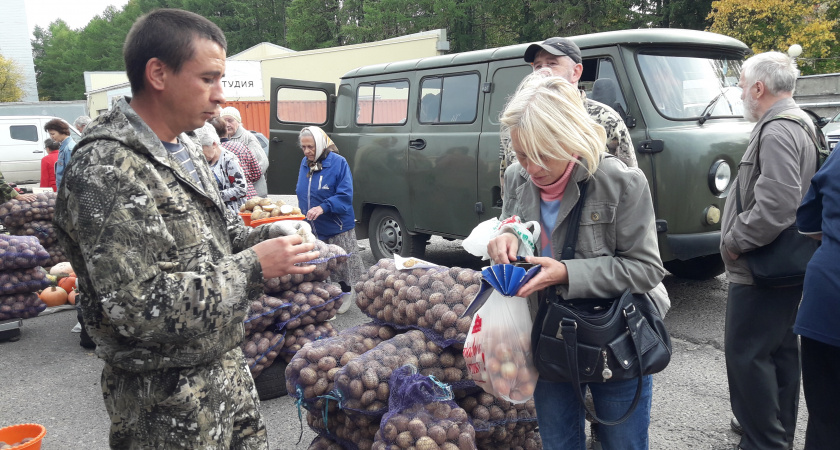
[560,180,589,261]
[559,295,646,425]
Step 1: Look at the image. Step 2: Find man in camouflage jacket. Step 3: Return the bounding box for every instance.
[501,37,636,186]
[53,9,317,449]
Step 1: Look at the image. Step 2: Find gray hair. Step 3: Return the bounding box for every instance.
[742,52,797,96]
[195,122,220,147]
[298,128,313,147]
[74,115,91,130]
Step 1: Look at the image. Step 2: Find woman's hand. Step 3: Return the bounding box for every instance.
[16,193,37,202]
[306,206,324,221]
[515,256,569,298]
[487,233,519,264]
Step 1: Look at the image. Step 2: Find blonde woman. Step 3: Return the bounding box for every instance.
[487,73,664,449]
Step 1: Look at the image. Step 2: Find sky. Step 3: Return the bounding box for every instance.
[25,0,130,39]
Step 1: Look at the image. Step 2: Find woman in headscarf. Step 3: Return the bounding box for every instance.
[296,126,363,312]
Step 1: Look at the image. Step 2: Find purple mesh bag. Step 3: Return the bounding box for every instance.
[264,240,349,293]
[244,294,292,335]
[273,281,346,330]
[372,364,477,450]
[281,322,338,363]
[0,267,51,295]
[453,387,539,448]
[0,192,56,228]
[0,235,50,270]
[0,292,46,320]
[354,259,481,348]
[242,328,285,378]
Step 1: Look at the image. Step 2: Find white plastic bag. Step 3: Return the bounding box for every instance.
[462,216,541,260]
[462,264,540,403]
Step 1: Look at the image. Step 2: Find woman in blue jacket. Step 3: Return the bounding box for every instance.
[296,126,363,312]
[795,144,840,449]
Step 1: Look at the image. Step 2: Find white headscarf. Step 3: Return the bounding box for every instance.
[301,126,335,162]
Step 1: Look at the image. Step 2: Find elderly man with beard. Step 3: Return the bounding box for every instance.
[720,51,817,450]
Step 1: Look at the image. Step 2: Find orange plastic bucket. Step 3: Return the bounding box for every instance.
[0,423,46,449]
[250,215,306,228]
[239,213,252,226]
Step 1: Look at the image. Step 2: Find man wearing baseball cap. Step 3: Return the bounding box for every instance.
[501,37,637,185]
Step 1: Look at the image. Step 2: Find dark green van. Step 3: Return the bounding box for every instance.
[267,28,752,279]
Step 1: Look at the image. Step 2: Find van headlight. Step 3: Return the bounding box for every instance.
[709,160,731,195]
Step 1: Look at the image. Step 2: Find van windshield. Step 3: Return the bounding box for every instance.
[638,52,744,120]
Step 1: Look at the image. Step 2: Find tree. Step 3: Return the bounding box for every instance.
[0,55,25,102]
[708,0,839,74]
[32,20,83,100]
[286,0,341,49]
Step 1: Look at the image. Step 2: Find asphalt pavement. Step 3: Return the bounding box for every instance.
[0,197,809,449]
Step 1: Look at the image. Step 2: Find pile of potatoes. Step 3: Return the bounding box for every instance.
[0,236,50,271]
[453,389,538,448]
[7,220,58,246]
[242,329,285,378]
[0,267,50,295]
[281,322,338,363]
[335,330,473,416]
[0,292,46,320]
[244,294,291,335]
[463,325,538,404]
[264,240,348,291]
[286,323,397,413]
[354,259,481,346]
[306,408,379,450]
[272,281,345,330]
[0,193,56,228]
[307,435,343,450]
[240,197,302,220]
[373,398,477,450]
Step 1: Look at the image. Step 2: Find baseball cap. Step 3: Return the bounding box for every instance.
[524,37,582,64]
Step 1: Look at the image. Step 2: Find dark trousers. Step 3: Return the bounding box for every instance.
[725,283,801,450]
[801,336,840,450]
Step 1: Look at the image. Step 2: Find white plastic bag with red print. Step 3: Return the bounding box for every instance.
[462,263,540,404]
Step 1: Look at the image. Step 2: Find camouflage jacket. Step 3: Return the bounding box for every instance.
[54,98,271,373]
[0,172,19,204]
[500,92,637,181]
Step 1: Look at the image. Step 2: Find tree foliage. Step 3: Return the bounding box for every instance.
[0,55,25,102]
[708,0,839,75]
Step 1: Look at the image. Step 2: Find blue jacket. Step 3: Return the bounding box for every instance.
[295,152,355,240]
[55,136,76,189]
[795,142,840,347]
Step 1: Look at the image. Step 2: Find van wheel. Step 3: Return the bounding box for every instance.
[664,254,725,280]
[369,207,427,261]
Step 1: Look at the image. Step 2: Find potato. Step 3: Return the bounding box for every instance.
[240,329,285,378]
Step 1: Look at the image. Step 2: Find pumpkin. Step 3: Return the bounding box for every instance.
[67,289,78,306]
[49,262,74,276]
[58,276,77,292]
[39,286,68,307]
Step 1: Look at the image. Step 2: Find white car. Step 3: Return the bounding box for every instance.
[0,116,81,184]
[824,111,840,151]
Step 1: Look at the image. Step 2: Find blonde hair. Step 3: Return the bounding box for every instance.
[500,72,606,177]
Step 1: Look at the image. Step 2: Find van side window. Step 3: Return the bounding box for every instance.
[275,87,329,124]
[356,80,409,126]
[419,73,480,124]
[10,125,38,142]
[580,58,629,120]
[334,83,353,128]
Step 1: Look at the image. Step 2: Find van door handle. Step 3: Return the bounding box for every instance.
[409,139,426,150]
[271,137,282,143]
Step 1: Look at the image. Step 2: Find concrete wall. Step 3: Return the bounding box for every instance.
[795,73,840,119]
[0,101,87,124]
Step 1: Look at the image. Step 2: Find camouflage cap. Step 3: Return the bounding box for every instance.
[524,37,582,64]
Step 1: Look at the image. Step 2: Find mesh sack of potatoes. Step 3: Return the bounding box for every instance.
[281,322,338,363]
[0,192,56,228]
[371,364,477,450]
[242,329,286,378]
[272,281,346,331]
[264,240,349,292]
[354,259,481,348]
[44,244,68,268]
[244,294,293,336]
[308,435,345,450]
[0,292,46,320]
[452,389,538,449]
[0,266,51,295]
[286,323,398,414]
[7,220,58,246]
[334,329,474,420]
[306,408,378,450]
[0,235,51,271]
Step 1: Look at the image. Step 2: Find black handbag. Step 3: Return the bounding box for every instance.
[531,180,672,425]
[734,183,818,288]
